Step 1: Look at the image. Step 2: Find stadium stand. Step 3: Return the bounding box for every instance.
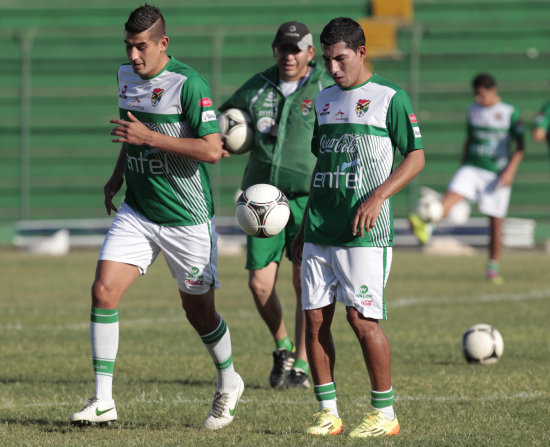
[1,0,549,245]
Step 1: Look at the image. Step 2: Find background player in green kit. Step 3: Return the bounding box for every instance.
[292,17,425,437]
[409,73,524,284]
[533,100,550,152]
[69,5,243,430]
[220,22,333,389]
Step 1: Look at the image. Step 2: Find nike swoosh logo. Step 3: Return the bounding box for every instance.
[341,159,360,171]
[96,407,114,416]
[229,402,239,416]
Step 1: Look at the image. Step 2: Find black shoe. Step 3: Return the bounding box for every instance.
[269,349,294,388]
[285,368,310,389]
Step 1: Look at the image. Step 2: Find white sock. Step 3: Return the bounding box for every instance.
[90,307,119,401]
[200,315,238,392]
[320,399,339,418]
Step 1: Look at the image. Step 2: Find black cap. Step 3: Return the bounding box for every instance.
[272,21,313,50]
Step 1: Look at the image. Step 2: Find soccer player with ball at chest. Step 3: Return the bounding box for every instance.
[293,17,425,437]
[220,21,333,390]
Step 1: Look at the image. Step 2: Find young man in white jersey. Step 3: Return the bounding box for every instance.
[220,22,333,389]
[69,5,243,430]
[292,17,425,438]
[409,73,524,284]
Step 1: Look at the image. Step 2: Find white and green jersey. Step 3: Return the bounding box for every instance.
[465,101,523,173]
[117,57,219,226]
[304,73,423,247]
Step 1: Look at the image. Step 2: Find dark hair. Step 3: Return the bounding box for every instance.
[320,17,365,51]
[125,4,166,39]
[472,73,497,90]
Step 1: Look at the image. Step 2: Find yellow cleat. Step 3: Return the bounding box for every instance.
[305,408,343,436]
[348,410,400,438]
[408,213,433,245]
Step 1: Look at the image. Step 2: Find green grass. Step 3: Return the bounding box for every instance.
[1,248,549,446]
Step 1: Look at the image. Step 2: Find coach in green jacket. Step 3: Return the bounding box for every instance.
[220,21,333,390]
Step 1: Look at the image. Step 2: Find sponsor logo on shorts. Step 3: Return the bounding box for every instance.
[185,266,204,287]
[356,284,373,306]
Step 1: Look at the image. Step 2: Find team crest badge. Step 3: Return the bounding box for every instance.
[151,88,164,107]
[301,99,313,116]
[355,99,371,117]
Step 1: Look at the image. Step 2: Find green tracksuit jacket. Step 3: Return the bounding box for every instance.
[220,61,333,196]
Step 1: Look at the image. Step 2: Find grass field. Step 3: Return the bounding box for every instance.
[1,247,549,446]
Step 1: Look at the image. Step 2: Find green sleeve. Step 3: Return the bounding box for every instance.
[534,102,550,130]
[386,89,424,156]
[180,74,219,137]
[510,107,524,140]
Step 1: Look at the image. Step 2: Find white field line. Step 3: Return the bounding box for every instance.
[2,289,549,332]
[2,391,548,410]
[392,288,550,308]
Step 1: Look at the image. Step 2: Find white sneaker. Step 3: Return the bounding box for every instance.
[70,397,117,426]
[203,373,244,430]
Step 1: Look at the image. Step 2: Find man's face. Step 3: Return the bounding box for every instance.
[474,86,499,107]
[322,41,366,89]
[273,44,315,82]
[124,30,168,78]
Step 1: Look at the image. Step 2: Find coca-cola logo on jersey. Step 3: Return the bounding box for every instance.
[319,134,358,154]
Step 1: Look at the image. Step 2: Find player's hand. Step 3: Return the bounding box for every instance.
[110,111,151,146]
[103,175,124,215]
[352,194,383,238]
[497,168,514,187]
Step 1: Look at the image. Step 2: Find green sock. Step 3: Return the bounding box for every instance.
[293,357,309,374]
[487,259,499,273]
[275,336,293,352]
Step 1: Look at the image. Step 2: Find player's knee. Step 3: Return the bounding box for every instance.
[248,275,270,298]
[91,280,117,308]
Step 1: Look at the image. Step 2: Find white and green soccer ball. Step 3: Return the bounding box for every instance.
[461,324,504,365]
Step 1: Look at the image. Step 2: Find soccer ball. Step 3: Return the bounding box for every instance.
[416,195,443,222]
[217,108,254,154]
[461,324,504,365]
[235,184,290,238]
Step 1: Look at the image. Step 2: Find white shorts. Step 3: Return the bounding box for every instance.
[301,243,392,320]
[448,165,511,218]
[99,203,220,295]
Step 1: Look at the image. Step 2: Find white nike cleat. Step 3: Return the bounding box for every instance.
[203,373,244,430]
[70,397,117,426]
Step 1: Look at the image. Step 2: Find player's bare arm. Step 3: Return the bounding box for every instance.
[532,126,546,142]
[291,161,317,264]
[498,137,524,187]
[110,111,224,163]
[104,145,127,215]
[353,149,425,237]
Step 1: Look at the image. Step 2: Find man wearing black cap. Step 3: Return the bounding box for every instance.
[220,21,332,390]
